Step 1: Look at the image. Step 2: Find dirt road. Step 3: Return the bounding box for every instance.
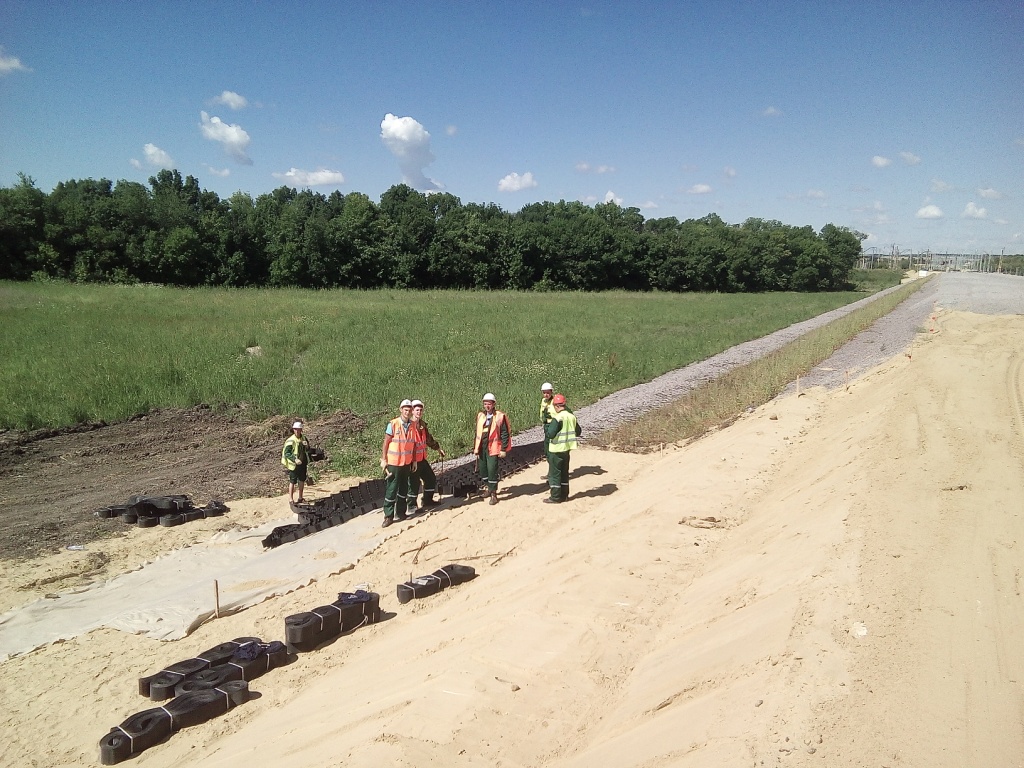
[0,406,363,560]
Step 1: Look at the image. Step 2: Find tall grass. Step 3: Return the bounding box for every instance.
[591,278,929,452]
[847,268,903,292]
[0,281,889,472]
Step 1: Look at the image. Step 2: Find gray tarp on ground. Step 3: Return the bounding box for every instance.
[0,512,387,661]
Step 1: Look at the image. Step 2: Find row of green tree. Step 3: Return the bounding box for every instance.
[0,170,867,292]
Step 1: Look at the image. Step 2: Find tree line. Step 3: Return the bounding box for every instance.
[0,170,868,292]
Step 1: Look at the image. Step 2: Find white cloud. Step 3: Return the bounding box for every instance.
[916,205,943,219]
[0,47,30,75]
[212,90,248,110]
[724,166,737,178]
[639,200,659,209]
[900,151,921,165]
[978,187,1003,200]
[380,113,440,191]
[962,202,987,219]
[200,111,252,164]
[871,156,892,168]
[762,106,781,117]
[143,143,174,168]
[603,190,623,204]
[807,189,826,199]
[272,167,345,186]
[204,165,230,177]
[575,162,615,174]
[129,158,142,170]
[994,218,1009,225]
[497,171,538,192]
[931,178,954,193]
[445,125,458,136]
[687,184,712,194]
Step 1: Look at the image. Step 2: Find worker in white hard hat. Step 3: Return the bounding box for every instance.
[380,399,418,527]
[282,420,310,504]
[473,393,512,505]
[408,399,445,510]
[539,382,556,468]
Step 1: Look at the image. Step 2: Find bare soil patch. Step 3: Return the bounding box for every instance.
[0,405,364,561]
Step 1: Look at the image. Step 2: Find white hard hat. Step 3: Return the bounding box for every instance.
[482,393,496,402]
[410,399,423,407]
[292,421,303,430]
[400,399,413,407]
[541,382,553,391]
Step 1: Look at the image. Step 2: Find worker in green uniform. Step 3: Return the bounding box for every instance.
[381,399,418,527]
[409,399,445,511]
[474,393,512,505]
[539,382,556,471]
[282,420,310,503]
[543,394,581,503]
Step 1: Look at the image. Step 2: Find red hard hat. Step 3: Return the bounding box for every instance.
[552,394,566,405]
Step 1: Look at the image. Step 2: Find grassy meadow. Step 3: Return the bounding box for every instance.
[0,278,903,473]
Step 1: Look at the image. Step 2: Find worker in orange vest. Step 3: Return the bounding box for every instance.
[474,393,512,505]
[380,399,418,527]
[409,399,445,510]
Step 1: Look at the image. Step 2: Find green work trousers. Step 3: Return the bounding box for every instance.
[383,464,413,519]
[477,452,499,493]
[408,461,437,505]
[547,452,570,501]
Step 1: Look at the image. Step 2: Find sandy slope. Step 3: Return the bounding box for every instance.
[1,308,1022,767]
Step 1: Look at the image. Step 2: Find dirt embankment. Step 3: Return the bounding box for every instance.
[0,406,363,561]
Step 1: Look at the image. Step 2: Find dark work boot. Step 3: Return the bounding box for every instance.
[489,492,498,505]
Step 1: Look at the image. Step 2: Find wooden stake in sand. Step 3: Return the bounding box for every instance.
[214,580,220,619]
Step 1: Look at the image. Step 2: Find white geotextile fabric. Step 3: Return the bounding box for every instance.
[0,513,386,661]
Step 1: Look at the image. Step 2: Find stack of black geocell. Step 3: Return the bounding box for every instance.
[94,495,227,528]
[137,637,290,701]
[102,637,290,764]
[396,564,477,604]
[99,682,251,764]
[284,590,381,653]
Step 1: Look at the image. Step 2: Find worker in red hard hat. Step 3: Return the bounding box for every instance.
[473,393,512,505]
[543,394,582,503]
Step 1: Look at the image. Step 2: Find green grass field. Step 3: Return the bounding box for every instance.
[0,280,896,472]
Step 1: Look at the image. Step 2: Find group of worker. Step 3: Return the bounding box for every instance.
[282,383,582,528]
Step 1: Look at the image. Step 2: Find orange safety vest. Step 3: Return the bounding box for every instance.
[385,418,417,466]
[412,420,429,462]
[474,410,511,456]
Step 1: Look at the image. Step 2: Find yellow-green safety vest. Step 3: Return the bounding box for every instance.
[549,410,578,453]
[540,397,556,422]
[282,434,307,470]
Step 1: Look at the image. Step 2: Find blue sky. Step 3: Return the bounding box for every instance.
[2,1,1021,254]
